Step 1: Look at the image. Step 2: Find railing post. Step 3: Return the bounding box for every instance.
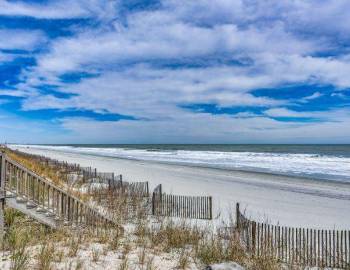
[0,197,3,250]
[0,151,5,194]
[0,151,6,246]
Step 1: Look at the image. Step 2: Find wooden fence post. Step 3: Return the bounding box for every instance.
[152,191,155,215]
[208,196,212,220]
[252,221,256,253]
[236,202,240,229]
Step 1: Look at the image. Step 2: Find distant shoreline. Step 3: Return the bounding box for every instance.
[9,144,350,185]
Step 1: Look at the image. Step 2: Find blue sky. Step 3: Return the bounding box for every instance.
[1,0,350,144]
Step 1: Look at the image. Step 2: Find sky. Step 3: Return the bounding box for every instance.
[0,0,350,144]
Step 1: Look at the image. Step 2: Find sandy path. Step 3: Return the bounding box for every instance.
[12,146,350,229]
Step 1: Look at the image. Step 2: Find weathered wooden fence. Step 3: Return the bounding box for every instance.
[236,203,350,269]
[82,169,122,187]
[81,167,118,180]
[1,152,115,228]
[10,149,81,173]
[123,181,149,197]
[9,148,212,221]
[10,148,150,198]
[0,153,5,242]
[152,184,212,219]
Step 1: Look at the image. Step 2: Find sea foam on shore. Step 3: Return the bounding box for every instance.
[11,144,350,183]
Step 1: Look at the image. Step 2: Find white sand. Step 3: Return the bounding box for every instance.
[0,241,200,270]
[11,146,350,229]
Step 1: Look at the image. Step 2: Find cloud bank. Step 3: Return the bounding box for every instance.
[0,0,350,143]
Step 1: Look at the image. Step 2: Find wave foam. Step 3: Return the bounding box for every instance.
[10,144,350,182]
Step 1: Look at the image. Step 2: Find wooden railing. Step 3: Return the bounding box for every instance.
[1,152,115,228]
[8,149,147,195]
[0,152,5,241]
[152,184,212,220]
[236,203,350,269]
[0,152,5,200]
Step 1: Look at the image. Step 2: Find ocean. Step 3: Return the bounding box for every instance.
[10,144,350,183]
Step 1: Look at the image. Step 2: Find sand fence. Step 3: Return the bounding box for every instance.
[235,203,350,269]
[151,184,213,219]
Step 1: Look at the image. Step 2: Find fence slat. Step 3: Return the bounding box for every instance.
[345,230,348,267]
[333,230,336,267]
[151,187,212,220]
[235,205,350,269]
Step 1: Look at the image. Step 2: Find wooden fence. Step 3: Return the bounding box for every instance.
[10,148,149,198]
[236,203,350,269]
[124,181,149,197]
[152,184,212,220]
[1,152,116,228]
[89,178,149,198]
[10,149,81,173]
[82,169,122,187]
[10,148,212,220]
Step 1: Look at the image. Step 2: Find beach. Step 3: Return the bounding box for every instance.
[10,145,350,229]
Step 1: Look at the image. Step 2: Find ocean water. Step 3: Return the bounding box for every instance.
[11,144,350,183]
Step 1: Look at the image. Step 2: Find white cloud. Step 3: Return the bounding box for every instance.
[264,107,350,121]
[2,0,350,142]
[0,0,117,19]
[302,92,323,101]
[264,108,308,118]
[167,0,350,42]
[0,89,27,97]
[0,29,46,50]
[18,0,350,99]
[20,65,286,118]
[20,52,350,121]
[58,109,350,144]
[31,14,321,76]
[331,92,347,99]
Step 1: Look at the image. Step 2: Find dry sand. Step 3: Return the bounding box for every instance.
[12,146,350,229]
